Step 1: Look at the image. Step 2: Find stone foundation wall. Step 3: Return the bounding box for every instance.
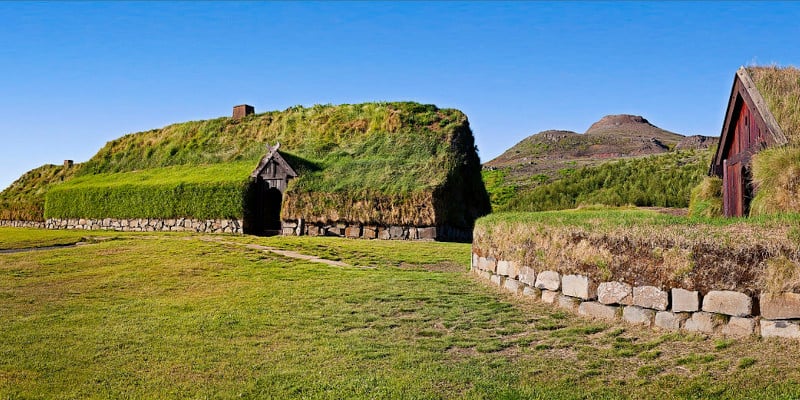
[472,252,800,340]
[0,220,47,229]
[282,219,471,242]
[37,218,244,234]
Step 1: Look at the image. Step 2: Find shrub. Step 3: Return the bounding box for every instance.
[688,176,723,218]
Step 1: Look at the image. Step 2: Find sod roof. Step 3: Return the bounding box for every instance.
[746,66,800,143]
[4,102,490,227]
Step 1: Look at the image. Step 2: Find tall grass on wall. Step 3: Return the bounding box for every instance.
[750,146,800,216]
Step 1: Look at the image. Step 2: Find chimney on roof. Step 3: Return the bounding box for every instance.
[64,160,74,168]
[233,104,255,120]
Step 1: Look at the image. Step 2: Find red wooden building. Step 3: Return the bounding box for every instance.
[710,67,790,217]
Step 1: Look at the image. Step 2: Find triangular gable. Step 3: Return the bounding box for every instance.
[710,67,788,175]
[250,143,298,179]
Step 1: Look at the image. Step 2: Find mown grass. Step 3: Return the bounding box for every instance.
[2,230,800,398]
[44,163,253,219]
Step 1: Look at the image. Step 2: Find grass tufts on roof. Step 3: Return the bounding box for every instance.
[747,65,800,142]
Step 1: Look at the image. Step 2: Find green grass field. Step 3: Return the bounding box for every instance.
[2,229,800,399]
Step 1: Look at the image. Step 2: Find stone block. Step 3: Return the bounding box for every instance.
[633,286,669,311]
[562,274,597,300]
[477,257,497,273]
[578,301,619,321]
[622,306,655,326]
[418,227,436,240]
[472,253,478,269]
[326,227,343,236]
[496,260,513,277]
[306,225,320,236]
[489,274,504,287]
[518,266,536,286]
[721,317,756,338]
[702,290,752,317]
[522,286,541,299]
[541,290,559,304]
[654,311,689,331]
[760,292,800,320]
[503,278,523,294]
[761,320,800,339]
[345,225,362,238]
[408,227,418,240]
[683,311,721,334]
[378,228,390,240]
[535,271,561,291]
[479,271,492,281]
[557,294,581,311]
[671,288,700,312]
[389,226,405,239]
[597,281,633,305]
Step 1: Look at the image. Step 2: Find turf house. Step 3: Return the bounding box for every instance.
[0,102,491,241]
[710,66,799,217]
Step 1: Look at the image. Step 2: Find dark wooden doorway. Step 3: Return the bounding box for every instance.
[244,178,283,236]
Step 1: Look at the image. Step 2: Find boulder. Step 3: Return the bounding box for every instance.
[654,311,689,331]
[535,271,561,291]
[578,302,619,321]
[597,281,633,305]
[562,274,597,300]
[622,306,654,326]
[702,291,752,317]
[683,311,721,334]
[633,286,669,311]
[671,288,700,312]
[760,292,800,320]
[761,320,800,339]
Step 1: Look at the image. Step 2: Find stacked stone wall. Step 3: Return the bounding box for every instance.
[0,220,47,229]
[472,251,800,340]
[281,219,471,242]
[30,218,244,234]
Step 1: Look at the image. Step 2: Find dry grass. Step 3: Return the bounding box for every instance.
[751,146,800,216]
[475,209,800,295]
[747,66,800,142]
[760,256,800,294]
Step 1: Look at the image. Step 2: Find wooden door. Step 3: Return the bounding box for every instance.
[723,160,744,217]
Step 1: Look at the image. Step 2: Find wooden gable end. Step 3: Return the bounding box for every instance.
[711,68,788,177]
[250,144,298,193]
[710,67,789,217]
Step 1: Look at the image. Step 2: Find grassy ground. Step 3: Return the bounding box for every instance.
[2,229,800,399]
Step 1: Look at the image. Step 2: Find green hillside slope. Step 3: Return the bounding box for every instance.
[0,164,77,221]
[498,149,710,212]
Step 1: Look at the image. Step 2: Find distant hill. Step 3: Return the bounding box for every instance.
[485,114,713,185]
[482,114,716,210]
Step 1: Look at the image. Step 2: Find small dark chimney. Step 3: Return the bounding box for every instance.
[64,160,74,168]
[233,104,255,120]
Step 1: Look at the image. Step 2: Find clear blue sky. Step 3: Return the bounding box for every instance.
[2,1,799,190]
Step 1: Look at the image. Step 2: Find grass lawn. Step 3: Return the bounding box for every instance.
[2,229,800,399]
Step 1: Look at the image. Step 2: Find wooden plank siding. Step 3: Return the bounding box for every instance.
[711,67,788,217]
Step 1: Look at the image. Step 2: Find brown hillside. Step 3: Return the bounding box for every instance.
[485,114,714,187]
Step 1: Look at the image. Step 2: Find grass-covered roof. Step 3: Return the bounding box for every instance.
[6,102,490,227]
[746,66,800,143]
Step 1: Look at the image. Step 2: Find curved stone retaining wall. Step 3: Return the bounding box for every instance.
[472,252,800,340]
